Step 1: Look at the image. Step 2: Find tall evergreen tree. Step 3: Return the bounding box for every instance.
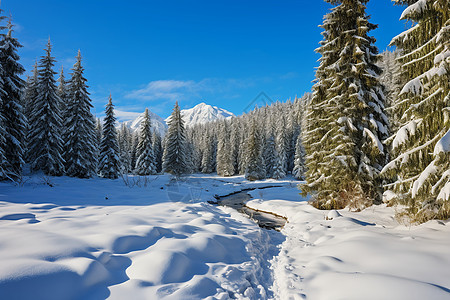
[152,131,163,173]
[22,62,38,126]
[0,11,8,179]
[118,123,132,174]
[95,118,102,170]
[28,39,65,176]
[273,116,288,179]
[293,134,306,180]
[302,0,389,209]
[0,19,26,180]
[98,95,121,179]
[163,102,190,177]
[201,133,215,173]
[245,120,265,181]
[135,108,156,175]
[63,50,97,178]
[263,131,276,178]
[379,50,403,132]
[382,0,449,221]
[130,132,139,172]
[216,121,234,177]
[57,66,68,121]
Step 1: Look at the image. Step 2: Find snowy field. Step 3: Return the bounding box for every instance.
[1,174,449,300]
[247,190,450,300]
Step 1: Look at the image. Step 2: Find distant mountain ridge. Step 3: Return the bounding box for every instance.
[166,102,235,127]
[115,109,168,137]
[116,103,235,135]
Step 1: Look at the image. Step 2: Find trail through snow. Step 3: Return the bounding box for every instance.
[1,175,449,299]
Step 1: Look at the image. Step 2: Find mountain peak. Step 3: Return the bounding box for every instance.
[166,102,235,127]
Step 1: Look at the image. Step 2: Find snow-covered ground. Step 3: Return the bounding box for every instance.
[1,174,449,299]
[0,175,290,300]
[247,189,450,300]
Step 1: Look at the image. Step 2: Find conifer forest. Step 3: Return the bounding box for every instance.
[0,1,449,299]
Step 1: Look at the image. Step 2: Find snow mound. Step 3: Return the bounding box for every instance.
[0,175,292,299]
[327,210,342,220]
[246,194,450,300]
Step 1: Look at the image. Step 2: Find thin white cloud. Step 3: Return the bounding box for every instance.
[126,80,198,101]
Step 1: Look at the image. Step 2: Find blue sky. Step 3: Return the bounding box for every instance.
[3,0,405,119]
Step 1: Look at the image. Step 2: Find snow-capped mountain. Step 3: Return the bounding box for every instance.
[166,102,235,127]
[115,103,234,135]
[115,109,168,136]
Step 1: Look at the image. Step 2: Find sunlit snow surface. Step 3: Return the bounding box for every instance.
[0,175,288,300]
[247,190,450,300]
[1,175,449,299]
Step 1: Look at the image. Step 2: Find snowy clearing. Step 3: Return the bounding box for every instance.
[247,189,450,300]
[1,174,449,300]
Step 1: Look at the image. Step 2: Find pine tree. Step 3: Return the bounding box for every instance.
[57,66,68,119]
[0,20,26,181]
[216,121,234,177]
[273,116,288,179]
[64,50,97,178]
[379,50,403,132]
[118,123,132,174]
[201,133,215,173]
[152,131,163,173]
[0,11,7,179]
[382,0,449,221]
[98,95,121,179]
[135,108,156,175]
[263,131,276,178]
[301,0,389,210]
[293,134,306,180]
[22,63,38,129]
[28,39,65,176]
[163,102,190,177]
[245,120,265,181]
[130,132,139,172]
[95,118,102,169]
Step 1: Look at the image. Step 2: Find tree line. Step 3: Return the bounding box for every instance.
[0,1,448,223]
[300,0,449,222]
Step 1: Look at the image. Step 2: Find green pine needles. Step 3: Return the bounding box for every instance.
[382,0,449,222]
[301,0,389,210]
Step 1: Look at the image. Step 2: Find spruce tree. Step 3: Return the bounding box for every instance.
[28,39,65,176]
[135,108,156,175]
[163,102,190,177]
[379,50,403,132]
[22,62,38,126]
[130,132,139,171]
[98,95,121,179]
[216,121,234,177]
[273,116,288,179]
[95,118,102,170]
[201,133,215,173]
[263,133,276,178]
[118,123,132,174]
[382,0,449,221]
[152,131,163,173]
[63,51,97,178]
[245,120,265,181]
[302,0,389,209]
[293,134,306,180]
[0,20,26,181]
[0,11,7,179]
